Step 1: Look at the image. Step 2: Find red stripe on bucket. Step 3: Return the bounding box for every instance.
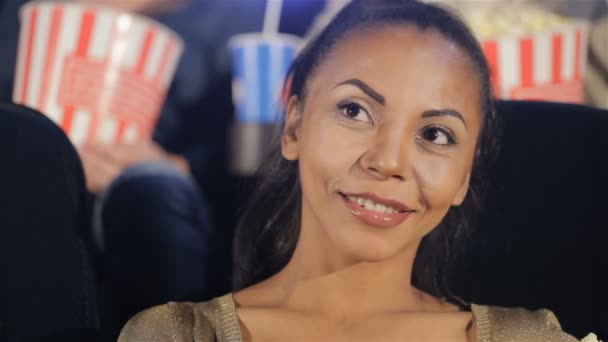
[63,11,96,135]
[115,120,130,144]
[21,8,39,105]
[40,6,64,113]
[551,34,563,84]
[116,28,157,143]
[574,30,582,81]
[75,11,95,56]
[520,38,534,88]
[136,28,156,75]
[482,41,500,97]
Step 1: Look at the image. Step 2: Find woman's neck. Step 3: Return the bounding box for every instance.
[253,237,437,322]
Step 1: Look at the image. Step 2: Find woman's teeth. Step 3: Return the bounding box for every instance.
[347,196,400,214]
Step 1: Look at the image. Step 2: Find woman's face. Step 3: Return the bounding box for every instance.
[282,25,483,263]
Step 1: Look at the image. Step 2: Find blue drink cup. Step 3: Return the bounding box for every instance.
[229,33,301,175]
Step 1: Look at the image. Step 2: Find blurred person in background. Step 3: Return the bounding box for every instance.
[0,0,324,338]
[0,0,216,337]
[586,15,608,108]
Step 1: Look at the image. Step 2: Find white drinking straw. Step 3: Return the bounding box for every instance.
[263,0,283,35]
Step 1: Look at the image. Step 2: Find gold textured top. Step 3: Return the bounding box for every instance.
[118,293,579,342]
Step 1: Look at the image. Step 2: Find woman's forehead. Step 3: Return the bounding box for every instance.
[321,25,472,77]
[308,25,481,115]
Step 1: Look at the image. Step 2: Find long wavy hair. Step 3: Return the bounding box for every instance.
[233,0,499,301]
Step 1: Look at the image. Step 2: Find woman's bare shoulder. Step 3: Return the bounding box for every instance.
[118,301,216,342]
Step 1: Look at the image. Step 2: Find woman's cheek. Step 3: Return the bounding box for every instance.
[413,155,468,208]
[302,116,369,169]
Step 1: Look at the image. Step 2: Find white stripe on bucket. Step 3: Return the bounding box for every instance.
[533,33,552,85]
[122,16,146,69]
[499,37,520,98]
[561,29,576,81]
[27,5,51,109]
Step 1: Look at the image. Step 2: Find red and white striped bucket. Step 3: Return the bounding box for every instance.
[480,22,589,103]
[13,2,184,147]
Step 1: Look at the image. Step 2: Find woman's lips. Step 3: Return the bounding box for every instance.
[340,192,414,228]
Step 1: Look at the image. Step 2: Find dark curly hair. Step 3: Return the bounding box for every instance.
[233,0,499,301]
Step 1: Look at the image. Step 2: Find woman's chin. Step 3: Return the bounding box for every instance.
[338,236,406,264]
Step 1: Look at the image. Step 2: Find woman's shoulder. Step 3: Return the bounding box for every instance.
[117,294,235,342]
[471,303,579,341]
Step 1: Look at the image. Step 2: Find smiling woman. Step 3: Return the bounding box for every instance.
[119,1,578,341]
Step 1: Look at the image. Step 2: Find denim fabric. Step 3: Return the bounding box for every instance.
[98,161,211,334]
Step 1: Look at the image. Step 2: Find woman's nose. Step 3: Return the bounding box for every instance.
[359,127,410,181]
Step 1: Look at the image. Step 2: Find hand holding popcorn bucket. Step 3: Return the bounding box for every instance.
[13,1,184,147]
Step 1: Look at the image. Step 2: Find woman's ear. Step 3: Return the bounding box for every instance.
[281,95,302,161]
[452,172,471,206]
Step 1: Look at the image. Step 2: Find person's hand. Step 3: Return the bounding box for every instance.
[79,141,189,194]
[74,0,188,15]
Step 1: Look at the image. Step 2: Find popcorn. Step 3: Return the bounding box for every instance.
[581,333,603,342]
[461,3,576,39]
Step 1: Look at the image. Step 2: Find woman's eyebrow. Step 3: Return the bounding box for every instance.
[421,109,467,129]
[335,79,385,105]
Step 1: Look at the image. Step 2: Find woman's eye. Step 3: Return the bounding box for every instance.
[337,102,372,124]
[421,126,457,146]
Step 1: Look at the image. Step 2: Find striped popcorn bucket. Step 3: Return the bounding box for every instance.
[13,2,184,147]
[480,21,590,103]
[228,33,301,175]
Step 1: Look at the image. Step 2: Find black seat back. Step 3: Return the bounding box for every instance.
[454,100,608,339]
[0,103,99,341]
